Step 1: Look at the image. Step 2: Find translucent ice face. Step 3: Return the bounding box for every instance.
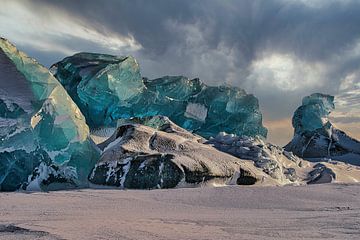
[52,53,267,139]
[293,93,335,135]
[0,39,99,191]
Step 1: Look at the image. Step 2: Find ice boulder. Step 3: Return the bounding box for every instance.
[292,93,335,136]
[207,132,360,185]
[0,38,100,191]
[51,53,267,138]
[89,116,275,189]
[50,53,144,128]
[206,133,304,183]
[285,93,360,166]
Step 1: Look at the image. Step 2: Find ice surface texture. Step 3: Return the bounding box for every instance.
[0,38,99,191]
[206,133,303,183]
[285,93,360,165]
[206,132,360,184]
[51,53,267,139]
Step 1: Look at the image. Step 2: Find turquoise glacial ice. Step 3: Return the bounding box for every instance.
[50,53,144,128]
[292,93,335,136]
[51,53,267,138]
[285,93,360,165]
[0,38,100,191]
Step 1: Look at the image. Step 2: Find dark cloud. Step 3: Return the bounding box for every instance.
[33,0,360,61]
[31,0,197,57]
[27,1,360,87]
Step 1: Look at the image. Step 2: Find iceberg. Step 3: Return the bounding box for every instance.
[50,53,144,128]
[285,93,360,166]
[4,39,359,192]
[292,93,335,136]
[51,54,267,138]
[0,38,100,191]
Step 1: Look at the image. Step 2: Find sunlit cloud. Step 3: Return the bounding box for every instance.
[247,53,326,91]
[328,39,360,131]
[0,0,142,55]
[333,71,360,125]
[295,0,354,8]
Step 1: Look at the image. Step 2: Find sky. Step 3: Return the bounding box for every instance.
[1,0,360,145]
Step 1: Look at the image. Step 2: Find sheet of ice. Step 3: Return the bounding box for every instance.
[0,184,359,240]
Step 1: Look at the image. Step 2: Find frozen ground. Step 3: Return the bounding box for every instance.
[0,184,359,240]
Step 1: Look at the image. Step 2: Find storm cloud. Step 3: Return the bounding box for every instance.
[1,0,360,144]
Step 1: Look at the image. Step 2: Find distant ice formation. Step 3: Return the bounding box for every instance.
[285,93,360,166]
